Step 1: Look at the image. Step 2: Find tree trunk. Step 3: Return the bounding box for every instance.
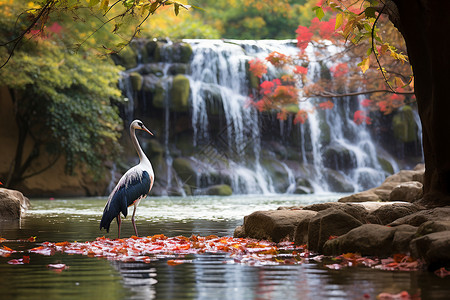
[393,0,450,206]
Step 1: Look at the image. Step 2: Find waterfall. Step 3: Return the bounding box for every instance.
[118,38,422,196]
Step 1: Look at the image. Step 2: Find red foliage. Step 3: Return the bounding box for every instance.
[360,98,372,107]
[330,63,349,77]
[294,66,308,75]
[353,110,372,125]
[266,51,290,67]
[319,100,334,110]
[260,80,275,94]
[249,58,267,78]
[296,25,313,51]
[294,110,308,124]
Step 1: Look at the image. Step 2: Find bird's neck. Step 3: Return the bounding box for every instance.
[131,127,150,165]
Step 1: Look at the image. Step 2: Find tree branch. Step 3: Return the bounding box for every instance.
[306,88,415,99]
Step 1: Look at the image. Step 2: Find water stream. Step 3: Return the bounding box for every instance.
[1,196,449,300]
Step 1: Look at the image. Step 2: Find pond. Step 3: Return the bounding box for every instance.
[0,194,449,300]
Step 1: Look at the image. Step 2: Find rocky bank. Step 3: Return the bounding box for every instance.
[234,164,450,270]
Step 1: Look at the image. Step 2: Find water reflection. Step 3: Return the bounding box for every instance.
[112,261,158,300]
[1,196,450,299]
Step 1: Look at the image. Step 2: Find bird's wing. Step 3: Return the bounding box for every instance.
[100,169,151,232]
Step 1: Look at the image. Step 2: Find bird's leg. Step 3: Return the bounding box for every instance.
[116,214,122,239]
[131,205,138,237]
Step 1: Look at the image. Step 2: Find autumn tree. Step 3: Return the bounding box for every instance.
[250,0,450,207]
[0,1,125,187]
[308,0,450,207]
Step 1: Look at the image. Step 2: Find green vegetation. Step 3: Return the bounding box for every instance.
[0,1,124,186]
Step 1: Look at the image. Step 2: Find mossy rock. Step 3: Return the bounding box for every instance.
[172,157,197,187]
[145,40,159,60]
[246,61,260,89]
[206,184,233,196]
[378,156,394,175]
[174,42,193,63]
[170,74,190,112]
[168,63,188,75]
[392,105,418,143]
[115,46,137,69]
[129,72,143,91]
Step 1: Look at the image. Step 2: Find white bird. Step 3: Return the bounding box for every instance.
[100,120,154,238]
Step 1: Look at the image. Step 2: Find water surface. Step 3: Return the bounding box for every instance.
[0,195,449,299]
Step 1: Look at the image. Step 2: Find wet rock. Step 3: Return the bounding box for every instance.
[300,206,365,252]
[392,224,417,253]
[322,143,357,172]
[237,210,317,243]
[410,231,450,270]
[0,188,30,220]
[389,181,423,202]
[323,170,355,193]
[339,164,425,203]
[416,221,450,236]
[323,224,396,256]
[366,203,422,225]
[389,207,450,227]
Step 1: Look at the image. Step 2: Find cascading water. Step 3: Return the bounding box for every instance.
[119,38,421,196]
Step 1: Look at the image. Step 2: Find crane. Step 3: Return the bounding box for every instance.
[100,120,154,238]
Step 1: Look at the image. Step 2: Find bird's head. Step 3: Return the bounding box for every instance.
[131,120,154,136]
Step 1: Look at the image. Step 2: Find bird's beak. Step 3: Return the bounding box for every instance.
[143,126,154,136]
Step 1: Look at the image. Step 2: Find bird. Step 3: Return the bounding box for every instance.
[100,120,155,238]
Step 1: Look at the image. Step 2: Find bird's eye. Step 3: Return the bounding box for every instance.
[138,122,143,127]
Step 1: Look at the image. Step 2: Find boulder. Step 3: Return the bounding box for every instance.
[416,221,450,237]
[392,224,418,253]
[410,231,450,270]
[0,188,30,220]
[389,207,450,227]
[301,206,365,252]
[389,181,423,202]
[339,190,380,202]
[366,202,422,225]
[339,164,425,203]
[323,224,397,256]
[205,184,232,196]
[236,210,317,243]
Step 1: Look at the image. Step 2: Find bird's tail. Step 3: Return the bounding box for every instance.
[100,200,120,233]
[100,188,128,232]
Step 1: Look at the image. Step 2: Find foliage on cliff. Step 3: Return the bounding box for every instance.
[0,0,125,186]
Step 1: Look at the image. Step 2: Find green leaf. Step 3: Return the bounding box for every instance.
[150,2,158,13]
[89,0,100,7]
[364,7,376,19]
[174,3,180,15]
[314,7,325,21]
